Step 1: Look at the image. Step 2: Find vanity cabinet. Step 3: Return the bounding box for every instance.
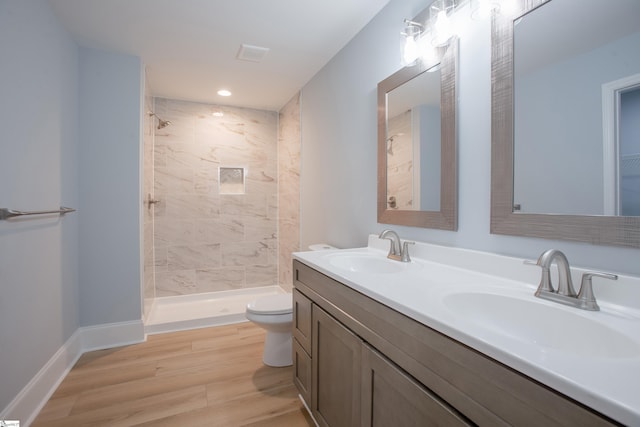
[361,343,471,426]
[312,305,361,427]
[293,289,312,406]
[292,260,620,427]
[294,270,469,427]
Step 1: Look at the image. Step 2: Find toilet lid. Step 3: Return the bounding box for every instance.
[246,294,292,315]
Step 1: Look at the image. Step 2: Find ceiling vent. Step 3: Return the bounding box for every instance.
[236,44,270,63]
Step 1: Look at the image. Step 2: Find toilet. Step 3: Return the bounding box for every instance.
[246,243,337,367]
[245,293,294,367]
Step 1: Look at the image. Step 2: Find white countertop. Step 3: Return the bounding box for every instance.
[293,235,640,425]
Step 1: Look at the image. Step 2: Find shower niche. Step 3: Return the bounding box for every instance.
[219,166,246,195]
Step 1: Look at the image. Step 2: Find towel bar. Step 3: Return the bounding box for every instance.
[0,206,76,220]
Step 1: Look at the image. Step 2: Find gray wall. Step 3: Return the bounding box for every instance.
[78,48,143,326]
[300,0,640,275]
[0,0,80,411]
[0,0,143,413]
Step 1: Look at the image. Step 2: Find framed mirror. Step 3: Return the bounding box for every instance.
[377,36,458,230]
[491,0,640,248]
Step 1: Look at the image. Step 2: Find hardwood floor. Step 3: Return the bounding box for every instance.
[32,323,314,427]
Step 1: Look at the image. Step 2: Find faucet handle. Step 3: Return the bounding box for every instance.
[576,271,618,311]
[401,241,415,262]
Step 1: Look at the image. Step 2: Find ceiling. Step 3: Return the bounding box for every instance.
[48,0,391,112]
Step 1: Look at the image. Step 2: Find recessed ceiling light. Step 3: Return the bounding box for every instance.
[217,89,232,97]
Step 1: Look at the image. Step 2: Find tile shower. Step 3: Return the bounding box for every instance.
[143,94,300,332]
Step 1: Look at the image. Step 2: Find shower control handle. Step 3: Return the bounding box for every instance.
[146,193,160,209]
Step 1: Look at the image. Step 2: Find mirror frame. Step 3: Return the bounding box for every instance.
[491,0,640,248]
[377,37,458,230]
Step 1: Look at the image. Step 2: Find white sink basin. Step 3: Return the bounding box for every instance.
[327,252,420,274]
[443,291,640,358]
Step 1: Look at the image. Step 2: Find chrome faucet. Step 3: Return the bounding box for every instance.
[535,249,577,297]
[379,229,414,262]
[379,229,401,257]
[529,249,618,311]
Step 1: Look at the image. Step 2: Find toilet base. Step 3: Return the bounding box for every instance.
[263,330,292,367]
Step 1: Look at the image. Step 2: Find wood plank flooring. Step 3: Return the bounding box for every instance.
[32,322,314,427]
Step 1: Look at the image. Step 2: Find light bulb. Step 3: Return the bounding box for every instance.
[403,35,419,65]
[432,11,452,46]
[429,0,455,47]
[418,34,438,65]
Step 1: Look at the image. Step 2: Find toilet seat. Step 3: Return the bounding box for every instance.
[246,294,292,315]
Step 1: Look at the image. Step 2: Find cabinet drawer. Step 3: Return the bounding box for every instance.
[293,338,312,406]
[293,288,312,353]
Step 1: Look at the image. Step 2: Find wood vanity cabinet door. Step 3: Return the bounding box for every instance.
[293,338,312,406]
[312,305,361,427]
[293,288,312,353]
[361,344,472,427]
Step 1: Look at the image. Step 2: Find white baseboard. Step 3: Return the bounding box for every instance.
[79,319,146,353]
[1,320,145,426]
[0,330,83,427]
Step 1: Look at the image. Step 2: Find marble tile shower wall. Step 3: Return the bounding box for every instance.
[142,78,155,317]
[152,98,278,296]
[277,93,301,291]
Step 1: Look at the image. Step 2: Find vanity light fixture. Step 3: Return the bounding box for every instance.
[402,19,423,65]
[400,0,456,66]
[429,0,455,47]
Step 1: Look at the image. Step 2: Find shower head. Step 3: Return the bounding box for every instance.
[157,118,171,129]
[148,111,171,129]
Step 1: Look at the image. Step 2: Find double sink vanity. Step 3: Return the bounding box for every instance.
[291,235,640,426]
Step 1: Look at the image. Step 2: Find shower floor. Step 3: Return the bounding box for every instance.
[145,285,287,335]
